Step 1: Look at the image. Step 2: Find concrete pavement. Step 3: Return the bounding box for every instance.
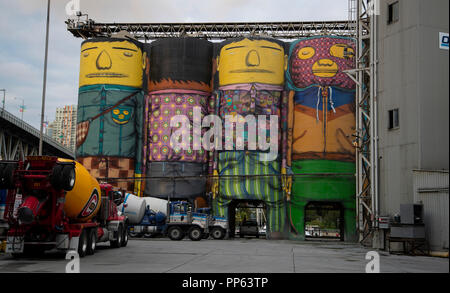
[0,238,448,273]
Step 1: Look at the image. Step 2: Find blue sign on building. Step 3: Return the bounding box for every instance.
[440,32,449,50]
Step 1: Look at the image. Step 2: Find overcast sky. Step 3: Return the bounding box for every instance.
[0,0,349,129]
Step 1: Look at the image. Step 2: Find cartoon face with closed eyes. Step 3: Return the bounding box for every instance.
[79,39,143,88]
[288,37,356,89]
[217,38,287,86]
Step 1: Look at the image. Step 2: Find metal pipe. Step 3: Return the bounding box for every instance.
[39,0,51,156]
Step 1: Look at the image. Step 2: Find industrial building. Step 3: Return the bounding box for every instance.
[373,0,449,251]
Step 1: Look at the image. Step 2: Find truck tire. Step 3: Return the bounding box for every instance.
[61,165,76,191]
[110,225,123,248]
[50,164,64,190]
[129,231,140,238]
[87,228,97,255]
[78,230,88,257]
[121,224,128,247]
[188,226,203,241]
[0,163,16,189]
[168,226,184,241]
[211,227,225,240]
[0,163,5,184]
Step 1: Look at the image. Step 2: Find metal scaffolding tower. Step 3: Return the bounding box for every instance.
[347,0,379,244]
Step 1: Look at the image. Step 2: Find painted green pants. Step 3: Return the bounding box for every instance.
[212,151,286,238]
[289,160,357,242]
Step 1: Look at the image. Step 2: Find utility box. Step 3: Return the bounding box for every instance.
[378,216,390,229]
[390,224,426,239]
[400,204,423,225]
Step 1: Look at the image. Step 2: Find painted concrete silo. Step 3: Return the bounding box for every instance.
[76,37,145,194]
[142,38,214,205]
[286,36,357,241]
[212,37,288,239]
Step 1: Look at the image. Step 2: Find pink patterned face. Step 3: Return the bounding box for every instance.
[289,37,356,89]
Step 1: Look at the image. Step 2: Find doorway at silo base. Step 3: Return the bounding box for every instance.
[213,198,357,242]
[228,200,267,239]
[304,202,344,241]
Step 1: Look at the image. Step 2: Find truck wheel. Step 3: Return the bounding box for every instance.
[121,224,128,247]
[188,226,203,241]
[129,231,139,238]
[61,165,76,191]
[168,226,184,241]
[110,225,123,248]
[87,229,97,255]
[0,164,5,186]
[211,227,225,240]
[0,163,16,189]
[78,230,88,257]
[50,165,64,190]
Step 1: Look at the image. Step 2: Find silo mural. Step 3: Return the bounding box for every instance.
[143,38,213,205]
[212,37,288,239]
[76,38,145,194]
[286,36,357,241]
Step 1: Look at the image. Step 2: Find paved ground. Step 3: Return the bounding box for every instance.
[0,238,448,273]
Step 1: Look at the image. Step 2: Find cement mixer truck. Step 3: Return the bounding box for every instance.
[0,156,129,257]
[122,196,229,241]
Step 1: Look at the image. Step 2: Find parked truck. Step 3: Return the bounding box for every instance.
[0,156,129,257]
[122,197,228,241]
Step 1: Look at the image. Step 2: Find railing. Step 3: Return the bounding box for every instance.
[0,109,75,157]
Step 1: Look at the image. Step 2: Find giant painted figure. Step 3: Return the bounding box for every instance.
[286,36,357,241]
[143,38,213,204]
[76,38,144,194]
[212,38,288,239]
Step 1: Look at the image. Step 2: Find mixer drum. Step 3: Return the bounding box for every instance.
[61,160,102,222]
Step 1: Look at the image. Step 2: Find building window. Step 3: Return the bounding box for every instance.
[388,109,399,130]
[388,1,399,24]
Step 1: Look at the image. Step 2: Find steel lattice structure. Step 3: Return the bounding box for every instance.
[66,17,358,40]
[346,0,379,245]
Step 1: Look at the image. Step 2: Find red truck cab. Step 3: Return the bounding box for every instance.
[0,157,128,257]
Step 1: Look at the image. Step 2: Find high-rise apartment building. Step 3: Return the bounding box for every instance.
[46,105,77,151]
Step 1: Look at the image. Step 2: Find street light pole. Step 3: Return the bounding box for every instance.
[39,0,51,156]
[0,89,5,114]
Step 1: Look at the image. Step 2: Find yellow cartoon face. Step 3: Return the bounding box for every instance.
[218,39,286,86]
[79,40,143,88]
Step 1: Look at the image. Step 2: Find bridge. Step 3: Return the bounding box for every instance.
[0,109,75,161]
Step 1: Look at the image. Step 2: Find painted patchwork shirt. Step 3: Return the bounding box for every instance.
[218,83,284,151]
[146,89,214,163]
[76,84,144,160]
